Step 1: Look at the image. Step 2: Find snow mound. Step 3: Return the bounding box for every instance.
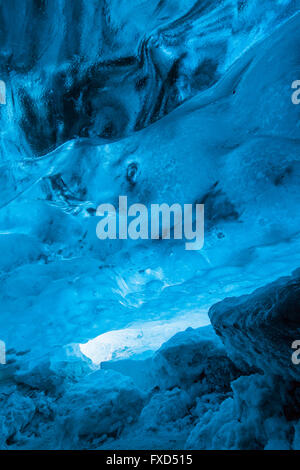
[186,268,300,450]
[152,325,240,392]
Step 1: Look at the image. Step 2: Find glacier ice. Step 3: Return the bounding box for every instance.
[0,0,300,450]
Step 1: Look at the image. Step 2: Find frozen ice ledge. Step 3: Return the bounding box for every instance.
[1,267,300,450]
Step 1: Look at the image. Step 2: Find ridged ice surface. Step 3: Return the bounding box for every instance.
[0,0,300,449]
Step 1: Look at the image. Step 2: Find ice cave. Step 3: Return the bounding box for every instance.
[0,0,300,452]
